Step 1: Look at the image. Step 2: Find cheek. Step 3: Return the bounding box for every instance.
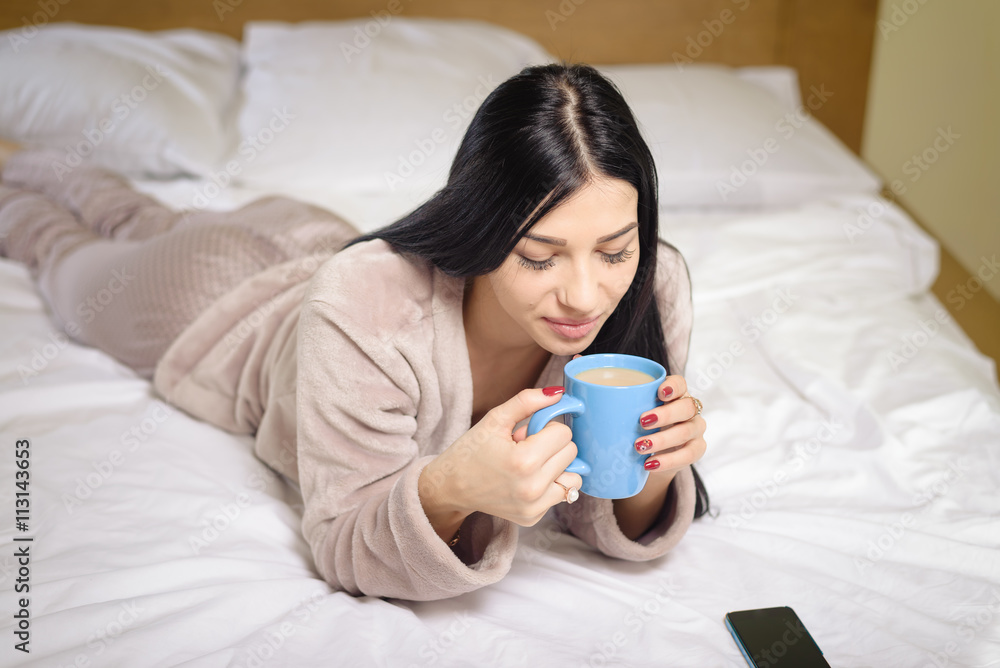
[491,265,547,312]
[609,264,639,302]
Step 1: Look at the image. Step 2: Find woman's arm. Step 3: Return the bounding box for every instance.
[295,246,579,600]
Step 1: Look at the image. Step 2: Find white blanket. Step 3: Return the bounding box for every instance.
[1,188,998,667]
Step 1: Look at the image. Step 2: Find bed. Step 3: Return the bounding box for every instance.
[1,17,999,668]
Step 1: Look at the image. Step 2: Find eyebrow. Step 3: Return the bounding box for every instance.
[523,222,638,247]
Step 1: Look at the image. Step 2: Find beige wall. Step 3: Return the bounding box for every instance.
[862,0,1000,301]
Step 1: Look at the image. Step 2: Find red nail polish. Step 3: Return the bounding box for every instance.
[543,386,565,396]
[644,459,660,471]
[661,386,673,399]
[635,439,653,453]
[640,414,657,428]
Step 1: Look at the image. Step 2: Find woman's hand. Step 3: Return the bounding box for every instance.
[418,387,584,543]
[614,373,707,539]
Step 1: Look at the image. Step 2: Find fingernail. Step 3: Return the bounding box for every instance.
[635,439,653,453]
[644,459,660,471]
[661,386,673,399]
[640,414,657,428]
[543,386,565,396]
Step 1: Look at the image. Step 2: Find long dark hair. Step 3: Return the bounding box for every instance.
[346,63,709,518]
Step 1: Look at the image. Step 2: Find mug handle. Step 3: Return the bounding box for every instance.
[526,395,592,476]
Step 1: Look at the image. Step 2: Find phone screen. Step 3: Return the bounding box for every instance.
[724,606,831,668]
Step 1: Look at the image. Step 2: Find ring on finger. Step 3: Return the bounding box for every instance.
[554,481,579,504]
[690,396,703,418]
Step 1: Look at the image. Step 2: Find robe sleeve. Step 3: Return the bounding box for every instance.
[295,248,517,600]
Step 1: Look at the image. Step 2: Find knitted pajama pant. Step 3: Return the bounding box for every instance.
[0,150,359,378]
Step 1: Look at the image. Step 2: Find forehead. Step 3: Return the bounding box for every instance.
[526,177,638,238]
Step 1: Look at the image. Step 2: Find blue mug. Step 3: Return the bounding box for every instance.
[528,353,667,499]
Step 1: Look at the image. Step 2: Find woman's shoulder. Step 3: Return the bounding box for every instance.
[301,238,455,342]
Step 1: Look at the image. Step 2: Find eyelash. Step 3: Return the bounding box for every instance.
[517,248,635,271]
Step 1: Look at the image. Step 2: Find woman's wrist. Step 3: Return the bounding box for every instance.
[612,471,676,541]
[417,458,470,544]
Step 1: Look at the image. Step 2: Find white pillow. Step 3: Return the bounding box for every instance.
[232,18,554,203]
[0,23,241,178]
[598,63,882,209]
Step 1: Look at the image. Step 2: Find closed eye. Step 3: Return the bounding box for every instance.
[602,248,635,265]
[517,255,556,271]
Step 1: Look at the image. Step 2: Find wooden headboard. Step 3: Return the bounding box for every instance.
[0,0,877,154]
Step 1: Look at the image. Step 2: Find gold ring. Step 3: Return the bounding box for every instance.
[554,481,580,504]
[691,396,703,417]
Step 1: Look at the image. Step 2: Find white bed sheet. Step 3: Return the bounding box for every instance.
[1,182,999,667]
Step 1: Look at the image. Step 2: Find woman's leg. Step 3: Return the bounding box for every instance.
[1,150,359,378]
[0,185,293,378]
[2,149,182,240]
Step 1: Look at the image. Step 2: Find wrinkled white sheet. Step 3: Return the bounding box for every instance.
[1,189,998,667]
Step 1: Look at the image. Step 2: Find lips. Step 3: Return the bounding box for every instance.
[544,316,600,339]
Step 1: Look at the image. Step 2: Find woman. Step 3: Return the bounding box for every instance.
[0,63,708,601]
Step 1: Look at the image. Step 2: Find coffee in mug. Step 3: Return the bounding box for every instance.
[574,367,655,387]
[527,353,666,499]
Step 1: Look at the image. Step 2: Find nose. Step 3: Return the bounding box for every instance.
[559,259,601,315]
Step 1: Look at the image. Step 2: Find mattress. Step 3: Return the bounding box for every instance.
[1,19,999,668]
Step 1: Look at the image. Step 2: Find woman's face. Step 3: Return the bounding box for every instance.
[471,175,641,357]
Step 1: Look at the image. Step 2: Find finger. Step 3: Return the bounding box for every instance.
[488,386,565,432]
[656,375,688,403]
[538,436,580,485]
[511,424,528,443]
[642,436,707,472]
[551,471,584,505]
[522,420,574,465]
[555,471,583,491]
[639,392,701,431]
[635,416,706,454]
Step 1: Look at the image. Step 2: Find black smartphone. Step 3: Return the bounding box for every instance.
[724,606,831,668]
